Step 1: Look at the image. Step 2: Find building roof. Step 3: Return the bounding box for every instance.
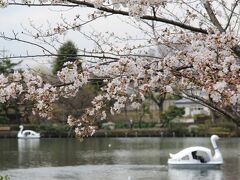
[175,98,196,105]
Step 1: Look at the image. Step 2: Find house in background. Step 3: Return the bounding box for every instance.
[175,98,210,117]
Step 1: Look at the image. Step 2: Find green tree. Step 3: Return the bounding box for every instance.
[160,106,185,128]
[0,58,21,74]
[52,41,79,74]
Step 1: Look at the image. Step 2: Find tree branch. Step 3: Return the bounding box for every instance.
[0,33,54,55]
[224,0,240,31]
[203,1,224,32]
[183,91,240,126]
[0,53,119,60]
[8,1,208,34]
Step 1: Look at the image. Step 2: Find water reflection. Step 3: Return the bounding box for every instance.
[18,139,40,168]
[168,168,223,180]
[18,139,40,151]
[0,137,239,180]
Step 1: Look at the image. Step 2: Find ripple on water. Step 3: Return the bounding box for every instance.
[1,165,169,180]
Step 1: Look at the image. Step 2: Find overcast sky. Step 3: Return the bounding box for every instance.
[0,5,143,70]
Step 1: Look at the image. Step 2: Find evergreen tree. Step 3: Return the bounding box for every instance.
[0,58,21,74]
[52,41,79,74]
[160,106,185,128]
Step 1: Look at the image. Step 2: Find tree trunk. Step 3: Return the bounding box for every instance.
[210,110,219,124]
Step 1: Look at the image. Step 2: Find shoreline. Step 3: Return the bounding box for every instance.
[0,128,239,138]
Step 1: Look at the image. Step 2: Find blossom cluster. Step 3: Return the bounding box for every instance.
[0,61,88,120]
[68,32,240,137]
[160,32,240,106]
[57,61,89,97]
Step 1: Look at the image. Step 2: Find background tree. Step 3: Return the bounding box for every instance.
[0,58,21,74]
[52,41,79,74]
[160,106,185,128]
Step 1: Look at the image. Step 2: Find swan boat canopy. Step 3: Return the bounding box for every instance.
[18,125,40,139]
[168,135,223,168]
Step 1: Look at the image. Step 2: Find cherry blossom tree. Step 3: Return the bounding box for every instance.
[0,0,239,137]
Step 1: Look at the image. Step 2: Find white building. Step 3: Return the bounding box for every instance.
[175,98,210,117]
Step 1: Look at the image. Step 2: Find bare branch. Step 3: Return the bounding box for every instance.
[224,0,240,31]
[203,1,224,32]
[8,1,208,34]
[183,91,240,126]
[0,33,54,55]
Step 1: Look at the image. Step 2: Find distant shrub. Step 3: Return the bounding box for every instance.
[114,122,127,129]
[38,123,70,133]
[133,122,156,128]
[209,127,231,133]
[193,114,211,124]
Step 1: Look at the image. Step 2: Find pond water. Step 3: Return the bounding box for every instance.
[0,137,239,180]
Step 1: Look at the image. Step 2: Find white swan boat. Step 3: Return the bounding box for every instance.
[168,135,223,168]
[18,125,40,139]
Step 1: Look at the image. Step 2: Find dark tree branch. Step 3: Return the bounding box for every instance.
[224,0,240,31]
[8,1,208,34]
[0,53,119,60]
[67,0,208,34]
[203,1,224,32]
[183,91,240,126]
[0,33,53,55]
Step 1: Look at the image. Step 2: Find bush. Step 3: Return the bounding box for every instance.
[209,127,231,133]
[211,122,236,131]
[38,123,70,134]
[193,114,211,124]
[133,122,156,128]
[101,122,115,130]
[114,121,127,129]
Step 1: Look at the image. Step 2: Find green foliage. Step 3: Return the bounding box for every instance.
[133,122,155,128]
[113,121,156,129]
[0,58,21,74]
[114,121,126,129]
[209,127,230,133]
[38,123,70,134]
[193,114,211,123]
[52,41,79,74]
[0,175,10,180]
[220,122,236,131]
[160,106,185,128]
